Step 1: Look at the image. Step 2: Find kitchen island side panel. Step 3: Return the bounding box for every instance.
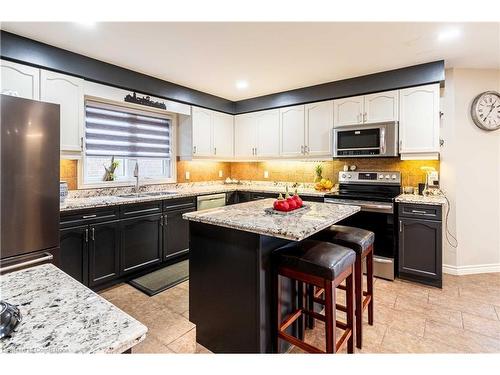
[188,221,293,353]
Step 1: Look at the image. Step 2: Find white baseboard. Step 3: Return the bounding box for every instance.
[443,263,500,275]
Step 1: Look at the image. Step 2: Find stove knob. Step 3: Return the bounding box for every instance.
[391,174,397,180]
[347,174,352,179]
[385,174,390,180]
[341,174,346,179]
[379,174,384,179]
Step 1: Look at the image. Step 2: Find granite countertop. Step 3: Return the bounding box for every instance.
[396,193,447,206]
[60,183,334,212]
[182,198,360,241]
[0,264,147,354]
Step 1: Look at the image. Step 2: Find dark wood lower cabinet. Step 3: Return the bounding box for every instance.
[164,206,196,260]
[120,214,163,274]
[60,225,89,285]
[398,203,442,287]
[89,220,121,287]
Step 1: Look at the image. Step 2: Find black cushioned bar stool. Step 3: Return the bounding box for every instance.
[315,225,375,349]
[274,240,356,354]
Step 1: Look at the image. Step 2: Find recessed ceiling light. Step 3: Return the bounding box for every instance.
[235,80,248,90]
[437,28,461,42]
[75,21,97,28]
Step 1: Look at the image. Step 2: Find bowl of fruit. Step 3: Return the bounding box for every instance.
[267,189,308,215]
[314,178,333,191]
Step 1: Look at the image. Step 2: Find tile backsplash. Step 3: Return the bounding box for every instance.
[61,158,439,190]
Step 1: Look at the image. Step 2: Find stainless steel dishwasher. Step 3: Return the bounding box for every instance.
[196,193,226,211]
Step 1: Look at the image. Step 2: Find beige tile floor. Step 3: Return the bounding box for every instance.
[100,272,500,354]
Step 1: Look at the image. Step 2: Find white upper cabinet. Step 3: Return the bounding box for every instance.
[212,111,234,158]
[334,91,399,127]
[1,59,40,100]
[399,84,440,158]
[256,109,280,158]
[234,113,258,159]
[364,90,399,123]
[280,105,305,157]
[191,107,213,157]
[333,95,364,126]
[305,100,333,157]
[40,70,84,153]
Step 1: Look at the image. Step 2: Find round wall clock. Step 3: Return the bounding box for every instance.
[471,91,500,131]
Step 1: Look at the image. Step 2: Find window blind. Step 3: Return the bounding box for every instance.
[85,101,171,158]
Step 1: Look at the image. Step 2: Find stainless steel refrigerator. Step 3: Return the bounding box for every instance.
[0,94,60,273]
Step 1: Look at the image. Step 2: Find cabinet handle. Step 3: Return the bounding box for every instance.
[214,147,217,155]
[90,227,95,241]
[84,228,89,242]
[301,145,304,154]
[82,214,97,219]
[363,112,367,122]
[411,209,428,215]
[399,220,403,233]
[357,113,361,123]
[305,145,309,154]
[193,146,197,154]
[399,139,402,151]
[254,147,257,156]
[80,137,84,151]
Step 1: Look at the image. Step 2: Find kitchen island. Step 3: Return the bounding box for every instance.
[183,199,360,353]
[0,264,147,353]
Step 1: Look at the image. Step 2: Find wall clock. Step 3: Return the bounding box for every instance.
[471,91,500,131]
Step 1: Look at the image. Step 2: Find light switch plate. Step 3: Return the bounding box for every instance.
[264,171,269,179]
[185,171,190,180]
[218,170,223,178]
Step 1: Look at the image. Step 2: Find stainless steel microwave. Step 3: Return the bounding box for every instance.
[333,121,399,157]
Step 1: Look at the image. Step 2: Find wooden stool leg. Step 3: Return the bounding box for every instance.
[354,256,363,349]
[307,284,315,329]
[367,248,374,326]
[324,281,336,353]
[346,265,355,354]
[297,281,305,340]
[275,272,281,353]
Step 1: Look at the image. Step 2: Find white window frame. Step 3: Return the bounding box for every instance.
[78,97,177,189]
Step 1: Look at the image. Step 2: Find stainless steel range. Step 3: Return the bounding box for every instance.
[324,171,401,280]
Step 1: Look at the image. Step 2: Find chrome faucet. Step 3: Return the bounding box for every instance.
[133,161,140,193]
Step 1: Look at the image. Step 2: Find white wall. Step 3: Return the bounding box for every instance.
[441,68,500,274]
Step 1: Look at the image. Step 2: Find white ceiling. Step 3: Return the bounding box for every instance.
[2,22,500,100]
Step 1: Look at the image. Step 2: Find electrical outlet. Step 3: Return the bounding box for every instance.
[185,171,190,180]
[218,170,223,178]
[264,171,269,179]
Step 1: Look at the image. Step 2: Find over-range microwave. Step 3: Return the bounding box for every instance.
[333,121,399,157]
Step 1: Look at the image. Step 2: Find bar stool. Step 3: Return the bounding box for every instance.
[274,240,356,353]
[316,225,375,349]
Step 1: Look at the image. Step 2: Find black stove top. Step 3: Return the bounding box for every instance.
[325,183,401,203]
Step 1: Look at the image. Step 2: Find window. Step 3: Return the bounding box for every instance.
[83,100,175,186]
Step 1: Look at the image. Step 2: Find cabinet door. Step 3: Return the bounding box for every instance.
[40,70,84,152]
[398,217,442,281]
[234,113,257,158]
[279,105,305,157]
[212,111,234,158]
[89,220,120,287]
[120,214,162,274]
[399,84,440,154]
[0,60,40,100]
[192,107,213,157]
[364,90,399,123]
[333,96,364,127]
[59,225,89,286]
[305,100,333,157]
[164,206,196,260]
[256,109,280,158]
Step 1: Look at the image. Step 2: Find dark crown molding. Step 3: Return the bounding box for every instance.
[1,31,445,115]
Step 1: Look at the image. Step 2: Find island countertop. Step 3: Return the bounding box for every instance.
[183,198,361,241]
[0,264,147,354]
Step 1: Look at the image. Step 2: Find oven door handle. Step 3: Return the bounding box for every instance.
[324,198,394,214]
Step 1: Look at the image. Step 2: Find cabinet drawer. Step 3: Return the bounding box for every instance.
[120,201,162,218]
[398,203,442,220]
[164,197,196,212]
[60,208,119,228]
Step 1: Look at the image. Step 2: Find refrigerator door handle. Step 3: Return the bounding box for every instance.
[0,252,53,273]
